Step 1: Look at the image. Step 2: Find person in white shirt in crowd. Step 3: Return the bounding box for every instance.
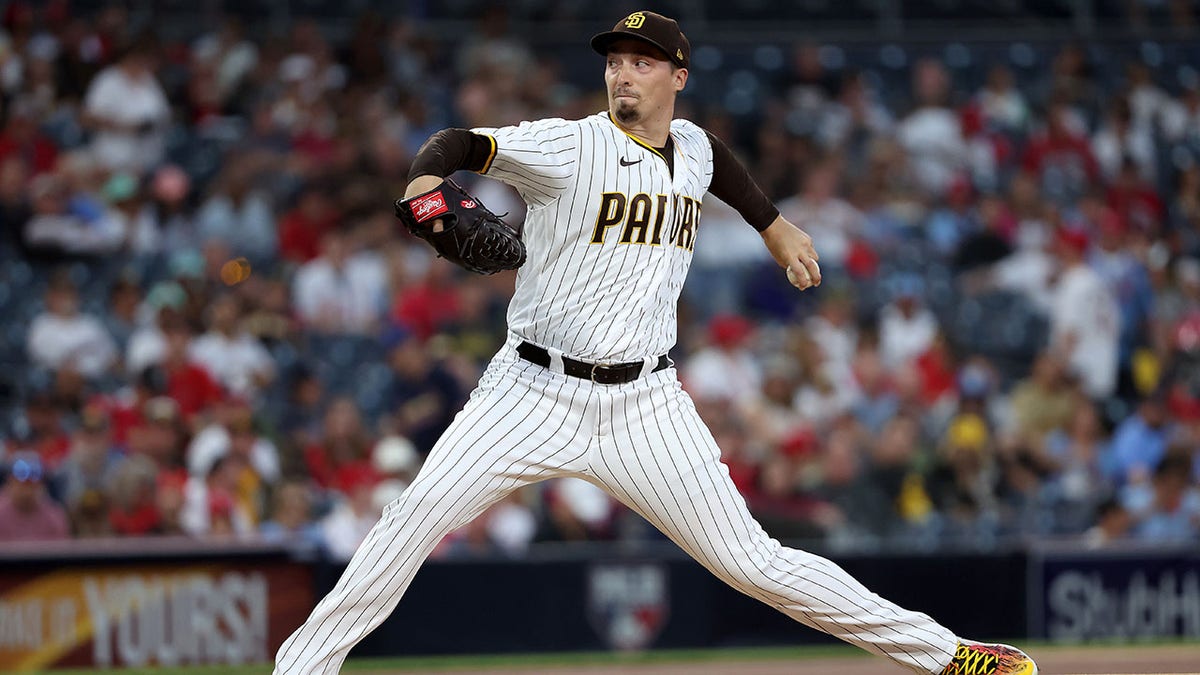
[778,160,863,272]
[682,315,763,408]
[187,400,281,485]
[292,229,389,335]
[1160,80,1200,143]
[896,59,967,198]
[27,273,117,379]
[1051,228,1120,399]
[878,273,939,370]
[124,281,188,376]
[23,172,124,256]
[320,471,386,562]
[189,293,275,398]
[1091,97,1157,184]
[975,65,1029,133]
[989,221,1057,315]
[804,283,858,376]
[82,35,170,174]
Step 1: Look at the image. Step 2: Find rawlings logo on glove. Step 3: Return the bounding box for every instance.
[394,179,526,275]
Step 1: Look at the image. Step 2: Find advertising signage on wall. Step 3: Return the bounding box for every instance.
[0,557,312,671]
[1028,543,1200,641]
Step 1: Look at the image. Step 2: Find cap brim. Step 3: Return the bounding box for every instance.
[590,31,681,67]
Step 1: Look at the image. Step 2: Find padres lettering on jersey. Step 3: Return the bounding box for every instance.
[472,112,714,362]
[590,192,701,250]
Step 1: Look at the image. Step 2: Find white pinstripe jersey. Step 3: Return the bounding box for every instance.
[472,111,714,363]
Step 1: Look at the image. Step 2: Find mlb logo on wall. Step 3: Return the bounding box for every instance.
[587,563,669,651]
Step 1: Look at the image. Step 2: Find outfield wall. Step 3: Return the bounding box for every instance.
[0,540,1196,670]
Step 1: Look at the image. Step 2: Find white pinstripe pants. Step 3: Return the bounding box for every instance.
[274,334,958,674]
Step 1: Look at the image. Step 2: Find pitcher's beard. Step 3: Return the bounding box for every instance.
[614,102,640,125]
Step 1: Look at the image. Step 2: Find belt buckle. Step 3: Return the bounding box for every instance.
[589,362,603,382]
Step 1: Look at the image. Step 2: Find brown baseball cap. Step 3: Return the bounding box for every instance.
[591,10,690,69]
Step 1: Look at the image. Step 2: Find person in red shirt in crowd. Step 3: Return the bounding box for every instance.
[278,184,339,263]
[127,395,190,476]
[0,452,69,542]
[160,321,225,424]
[1107,158,1165,233]
[107,454,162,535]
[0,98,58,176]
[1022,100,1100,198]
[390,260,462,341]
[303,396,378,495]
[914,330,958,407]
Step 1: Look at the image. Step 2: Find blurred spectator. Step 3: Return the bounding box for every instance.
[878,275,938,370]
[195,158,277,260]
[686,195,771,319]
[1050,227,1120,398]
[24,172,124,256]
[189,293,275,398]
[391,262,463,341]
[1007,352,1076,442]
[125,282,186,375]
[103,274,143,353]
[55,404,122,509]
[1022,101,1099,205]
[181,452,254,538]
[279,184,339,264]
[370,435,420,510]
[0,97,58,175]
[683,315,762,406]
[778,161,862,272]
[304,396,376,496]
[541,478,617,542]
[792,333,858,429]
[107,454,163,536]
[319,469,383,561]
[1121,452,1200,541]
[896,59,966,197]
[817,69,893,161]
[1092,98,1156,184]
[1083,497,1132,548]
[975,65,1028,134]
[259,481,323,549]
[1107,394,1171,484]
[27,272,117,378]
[293,229,388,334]
[929,412,997,532]
[158,321,224,422]
[0,452,69,541]
[1042,401,1111,530]
[187,403,280,526]
[82,35,169,173]
[382,327,463,455]
[126,395,187,471]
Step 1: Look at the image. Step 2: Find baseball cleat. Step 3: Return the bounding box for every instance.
[939,640,1038,675]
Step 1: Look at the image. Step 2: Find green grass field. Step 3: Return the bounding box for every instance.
[40,641,1200,674]
[39,645,879,675]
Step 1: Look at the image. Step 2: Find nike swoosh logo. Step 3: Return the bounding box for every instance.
[619,157,642,167]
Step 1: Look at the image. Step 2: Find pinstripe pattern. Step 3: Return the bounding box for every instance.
[475,112,711,363]
[275,110,960,674]
[276,341,958,674]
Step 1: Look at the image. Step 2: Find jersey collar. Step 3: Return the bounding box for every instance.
[606,111,673,164]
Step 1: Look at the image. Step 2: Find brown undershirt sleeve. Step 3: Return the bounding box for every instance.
[705,131,779,232]
[407,128,495,181]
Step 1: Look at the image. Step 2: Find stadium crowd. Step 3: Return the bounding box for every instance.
[1,2,1199,558]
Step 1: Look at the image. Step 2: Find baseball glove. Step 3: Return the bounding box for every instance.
[394,179,526,275]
